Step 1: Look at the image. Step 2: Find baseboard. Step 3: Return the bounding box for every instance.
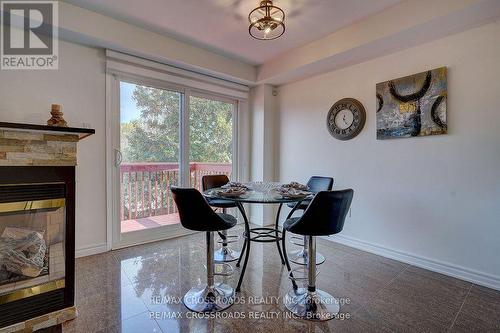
[75,243,108,258]
[324,234,500,291]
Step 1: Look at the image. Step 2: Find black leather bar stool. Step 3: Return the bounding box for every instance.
[202,175,240,262]
[282,189,353,321]
[285,176,334,266]
[171,186,237,313]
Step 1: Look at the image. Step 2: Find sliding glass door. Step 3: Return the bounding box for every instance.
[113,79,237,248]
[119,81,182,236]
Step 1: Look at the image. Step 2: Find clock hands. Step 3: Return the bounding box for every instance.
[342,114,348,125]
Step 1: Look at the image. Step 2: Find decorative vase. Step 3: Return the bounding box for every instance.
[47,104,68,127]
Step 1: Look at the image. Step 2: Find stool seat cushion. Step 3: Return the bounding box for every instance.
[207,198,238,208]
[217,213,238,229]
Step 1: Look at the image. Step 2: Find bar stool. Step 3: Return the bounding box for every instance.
[285,176,334,266]
[282,189,354,321]
[171,186,237,313]
[202,175,240,262]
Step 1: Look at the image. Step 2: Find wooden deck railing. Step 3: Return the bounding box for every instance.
[120,162,231,221]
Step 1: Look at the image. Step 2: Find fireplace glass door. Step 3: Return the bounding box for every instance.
[0,199,66,303]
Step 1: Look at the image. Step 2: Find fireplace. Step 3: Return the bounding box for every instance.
[0,122,94,331]
[0,167,75,328]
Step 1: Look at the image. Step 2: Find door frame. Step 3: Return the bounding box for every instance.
[105,73,240,250]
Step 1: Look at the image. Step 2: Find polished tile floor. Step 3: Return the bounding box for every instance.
[63,225,500,332]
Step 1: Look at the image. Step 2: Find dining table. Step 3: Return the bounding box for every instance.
[203,181,312,292]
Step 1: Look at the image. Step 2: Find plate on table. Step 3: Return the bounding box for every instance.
[221,182,250,190]
[281,192,310,199]
[275,188,311,199]
[280,182,309,191]
[216,187,247,198]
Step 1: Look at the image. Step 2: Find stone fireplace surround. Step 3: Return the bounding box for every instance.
[0,122,94,332]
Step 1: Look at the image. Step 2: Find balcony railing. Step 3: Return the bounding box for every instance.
[120,162,231,221]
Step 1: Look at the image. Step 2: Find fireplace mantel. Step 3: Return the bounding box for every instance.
[0,122,95,140]
[0,122,95,167]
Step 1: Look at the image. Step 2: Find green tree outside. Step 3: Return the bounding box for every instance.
[121,84,233,163]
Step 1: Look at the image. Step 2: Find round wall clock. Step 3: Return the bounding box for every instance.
[326,98,366,140]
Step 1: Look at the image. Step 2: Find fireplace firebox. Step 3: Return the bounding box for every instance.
[0,167,75,328]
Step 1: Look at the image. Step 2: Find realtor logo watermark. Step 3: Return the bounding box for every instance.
[1,0,58,69]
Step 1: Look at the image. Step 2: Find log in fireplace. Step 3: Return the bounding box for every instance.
[0,122,94,331]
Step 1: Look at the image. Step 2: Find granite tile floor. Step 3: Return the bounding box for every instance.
[63,225,500,332]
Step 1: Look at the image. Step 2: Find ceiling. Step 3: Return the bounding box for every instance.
[64,0,402,65]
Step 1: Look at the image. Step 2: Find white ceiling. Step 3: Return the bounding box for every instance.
[65,0,402,65]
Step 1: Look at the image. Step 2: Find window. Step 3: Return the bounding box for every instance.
[117,82,237,235]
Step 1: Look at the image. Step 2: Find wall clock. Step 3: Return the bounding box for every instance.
[326,98,366,140]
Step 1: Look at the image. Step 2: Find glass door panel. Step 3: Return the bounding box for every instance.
[119,81,182,234]
[188,95,235,190]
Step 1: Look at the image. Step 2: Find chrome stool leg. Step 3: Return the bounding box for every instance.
[290,235,325,265]
[284,236,339,321]
[183,231,234,313]
[214,209,240,262]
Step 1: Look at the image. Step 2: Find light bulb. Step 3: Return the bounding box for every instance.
[264,27,271,35]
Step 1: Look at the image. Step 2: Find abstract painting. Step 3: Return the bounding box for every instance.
[376,67,447,139]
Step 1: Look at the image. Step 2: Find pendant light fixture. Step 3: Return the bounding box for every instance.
[248,1,285,40]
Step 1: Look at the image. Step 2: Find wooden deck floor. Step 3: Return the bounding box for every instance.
[121,213,180,233]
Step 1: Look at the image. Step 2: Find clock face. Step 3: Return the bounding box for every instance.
[327,98,366,140]
[334,109,354,129]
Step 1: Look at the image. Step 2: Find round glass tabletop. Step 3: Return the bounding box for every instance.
[203,181,312,204]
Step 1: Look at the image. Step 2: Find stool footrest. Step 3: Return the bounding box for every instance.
[289,236,305,247]
[217,234,240,244]
[288,266,319,282]
[217,239,239,245]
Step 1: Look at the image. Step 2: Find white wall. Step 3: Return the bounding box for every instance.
[276,21,500,288]
[0,41,107,256]
[249,84,277,182]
